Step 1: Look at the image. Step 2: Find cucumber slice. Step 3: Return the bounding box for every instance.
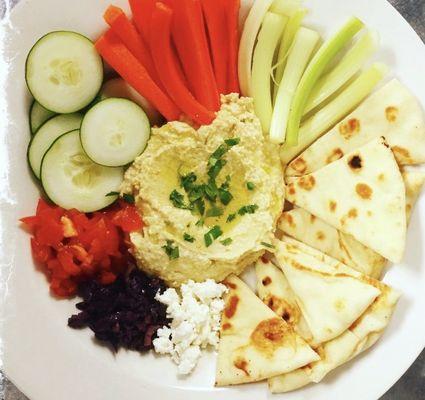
[80,98,150,167]
[29,100,56,134]
[28,113,83,178]
[25,31,103,113]
[41,130,124,212]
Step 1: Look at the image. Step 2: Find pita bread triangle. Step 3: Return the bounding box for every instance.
[265,238,400,393]
[278,207,386,278]
[274,239,381,344]
[215,274,319,386]
[279,169,423,277]
[255,258,315,345]
[285,137,406,263]
[286,79,425,177]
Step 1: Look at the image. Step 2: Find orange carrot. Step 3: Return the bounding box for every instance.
[150,3,215,125]
[103,5,161,87]
[171,0,220,111]
[128,0,156,44]
[127,0,188,87]
[201,0,228,95]
[95,30,181,121]
[226,0,241,94]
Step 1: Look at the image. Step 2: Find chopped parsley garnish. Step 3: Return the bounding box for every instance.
[193,198,205,216]
[225,137,241,146]
[122,193,135,204]
[226,213,236,223]
[209,225,223,239]
[188,185,204,203]
[206,206,224,217]
[195,218,205,227]
[105,191,120,197]
[204,225,223,247]
[208,139,240,167]
[184,233,195,243]
[169,190,191,210]
[162,240,179,260]
[209,144,229,167]
[218,188,233,205]
[181,172,197,192]
[170,139,240,216]
[204,181,218,202]
[204,234,213,248]
[221,238,233,246]
[261,242,275,249]
[247,182,255,191]
[238,204,259,216]
[208,158,227,180]
[221,175,231,190]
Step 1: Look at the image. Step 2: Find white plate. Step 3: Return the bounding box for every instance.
[1,0,424,399]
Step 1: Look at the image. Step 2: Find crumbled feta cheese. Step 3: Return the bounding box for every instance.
[153,279,227,375]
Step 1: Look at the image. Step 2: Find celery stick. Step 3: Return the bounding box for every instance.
[270,0,302,16]
[285,17,365,146]
[304,30,379,115]
[270,27,320,144]
[252,12,287,133]
[273,8,308,94]
[238,0,274,96]
[280,63,387,164]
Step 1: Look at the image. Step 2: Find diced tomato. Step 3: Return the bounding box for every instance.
[34,218,64,247]
[49,261,70,279]
[57,247,81,276]
[36,199,63,222]
[20,216,39,231]
[70,212,90,234]
[51,278,77,297]
[36,198,55,214]
[31,238,53,264]
[99,256,112,270]
[21,198,139,298]
[99,271,117,285]
[112,202,143,232]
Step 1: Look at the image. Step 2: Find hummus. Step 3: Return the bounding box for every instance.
[122,94,284,287]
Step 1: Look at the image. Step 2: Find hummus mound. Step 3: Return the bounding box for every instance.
[122,94,284,287]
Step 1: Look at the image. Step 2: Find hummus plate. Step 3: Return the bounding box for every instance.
[1,0,425,400]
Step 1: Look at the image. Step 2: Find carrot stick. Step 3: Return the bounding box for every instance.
[171,0,220,111]
[226,0,241,94]
[128,0,156,44]
[103,5,161,87]
[150,3,215,125]
[201,0,228,95]
[127,0,188,87]
[95,30,181,121]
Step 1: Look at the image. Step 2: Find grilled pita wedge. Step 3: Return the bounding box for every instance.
[279,169,423,277]
[274,239,381,343]
[269,279,400,392]
[215,274,319,386]
[255,258,315,345]
[286,79,425,176]
[278,208,386,278]
[286,137,406,263]
[265,239,400,393]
